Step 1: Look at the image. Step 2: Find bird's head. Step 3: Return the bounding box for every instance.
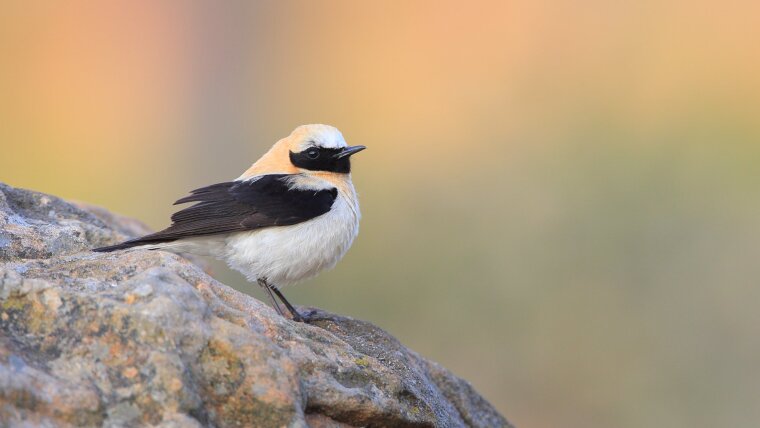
[285,124,365,174]
[240,124,366,179]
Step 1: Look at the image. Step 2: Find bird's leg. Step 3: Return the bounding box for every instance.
[270,286,305,323]
[258,279,304,322]
[258,278,285,317]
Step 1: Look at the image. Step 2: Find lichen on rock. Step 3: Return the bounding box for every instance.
[0,183,511,427]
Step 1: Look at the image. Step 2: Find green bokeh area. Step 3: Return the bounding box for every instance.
[217,115,760,428]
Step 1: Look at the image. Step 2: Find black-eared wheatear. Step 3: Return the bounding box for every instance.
[95,124,365,322]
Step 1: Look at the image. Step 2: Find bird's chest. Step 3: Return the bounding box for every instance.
[285,196,360,266]
[225,194,360,284]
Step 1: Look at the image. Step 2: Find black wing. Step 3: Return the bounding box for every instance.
[94,174,337,251]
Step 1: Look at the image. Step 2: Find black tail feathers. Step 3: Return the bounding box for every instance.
[93,231,179,253]
[92,240,145,252]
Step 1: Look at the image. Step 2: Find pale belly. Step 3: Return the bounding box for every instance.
[222,196,360,286]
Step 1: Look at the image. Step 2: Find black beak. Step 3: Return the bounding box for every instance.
[334,145,367,159]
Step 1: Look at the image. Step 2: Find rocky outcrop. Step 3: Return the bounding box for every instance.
[0,183,511,427]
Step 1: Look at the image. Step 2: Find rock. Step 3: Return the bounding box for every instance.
[0,183,511,428]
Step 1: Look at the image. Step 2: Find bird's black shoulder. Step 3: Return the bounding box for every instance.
[225,175,338,228]
[95,174,338,250]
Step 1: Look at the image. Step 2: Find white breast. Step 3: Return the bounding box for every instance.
[221,188,360,287]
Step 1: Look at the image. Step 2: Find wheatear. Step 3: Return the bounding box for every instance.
[95,124,365,322]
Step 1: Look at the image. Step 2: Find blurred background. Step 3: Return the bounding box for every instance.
[2,1,759,427]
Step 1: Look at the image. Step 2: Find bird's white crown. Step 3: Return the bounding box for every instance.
[291,124,347,151]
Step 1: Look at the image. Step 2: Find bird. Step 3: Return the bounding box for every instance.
[94,124,365,322]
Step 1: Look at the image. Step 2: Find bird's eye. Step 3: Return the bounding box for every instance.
[306,148,320,159]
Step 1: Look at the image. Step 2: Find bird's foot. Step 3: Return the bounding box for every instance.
[291,307,345,325]
[287,308,305,323]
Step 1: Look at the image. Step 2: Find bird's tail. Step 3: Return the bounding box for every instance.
[92,239,145,252]
[92,235,175,252]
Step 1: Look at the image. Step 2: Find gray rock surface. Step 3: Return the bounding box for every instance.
[0,182,511,427]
